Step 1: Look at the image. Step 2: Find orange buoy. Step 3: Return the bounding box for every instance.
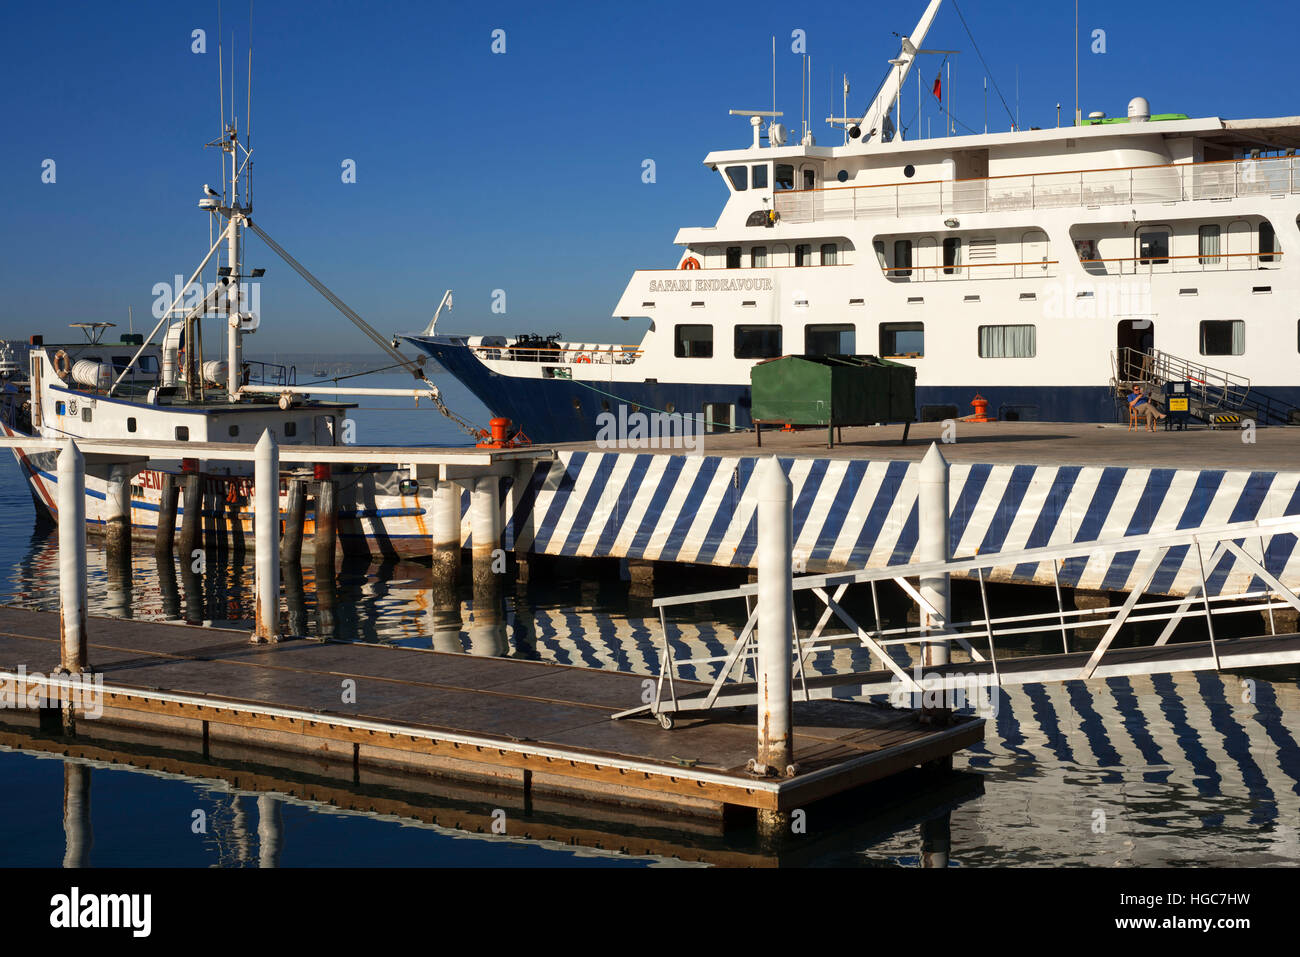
[680,256,701,270]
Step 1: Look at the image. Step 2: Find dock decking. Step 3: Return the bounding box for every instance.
[0,608,982,818]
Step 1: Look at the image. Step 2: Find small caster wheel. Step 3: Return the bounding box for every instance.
[656,712,674,730]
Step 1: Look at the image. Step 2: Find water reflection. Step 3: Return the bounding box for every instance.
[3,532,1300,865]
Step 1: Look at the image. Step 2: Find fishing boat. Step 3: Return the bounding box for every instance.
[401,0,1300,442]
[1,66,488,557]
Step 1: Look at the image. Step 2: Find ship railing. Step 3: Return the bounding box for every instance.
[243,360,297,387]
[1082,250,1281,276]
[775,155,1300,224]
[615,513,1300,723]
[882,259,1058,281]
[471,343,643,365]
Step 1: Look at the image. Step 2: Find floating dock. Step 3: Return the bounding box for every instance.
[0,608,983,821]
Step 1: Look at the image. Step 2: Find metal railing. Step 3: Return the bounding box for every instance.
[472,342,643,365]
[883,260,1059,281]
[775,155,1300,224]
[1082,250,1282,276]
[1117,346,1300,426]
[618,514,1300,723]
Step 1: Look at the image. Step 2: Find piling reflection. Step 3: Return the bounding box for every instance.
[62,762,92,868]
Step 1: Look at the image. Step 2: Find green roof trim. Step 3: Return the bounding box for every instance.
[1080,113,1190,126]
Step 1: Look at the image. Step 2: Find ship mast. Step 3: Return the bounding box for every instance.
[855,0,944,143]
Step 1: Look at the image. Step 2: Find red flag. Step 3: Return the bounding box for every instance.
[932,74,942,100]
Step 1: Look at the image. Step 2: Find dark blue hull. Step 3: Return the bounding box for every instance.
[403,336,1300,443]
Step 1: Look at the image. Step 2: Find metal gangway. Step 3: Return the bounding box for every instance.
[1113,347,1300,427]
[615,514,1300,727]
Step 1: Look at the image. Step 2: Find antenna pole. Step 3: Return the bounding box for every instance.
[771,35,775,117]
[1074,0,1080,127]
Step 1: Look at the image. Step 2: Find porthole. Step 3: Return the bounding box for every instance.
[837,169,848,183]
[903,165,916,178]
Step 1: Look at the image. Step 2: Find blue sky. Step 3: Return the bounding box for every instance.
[3,0,1297,355]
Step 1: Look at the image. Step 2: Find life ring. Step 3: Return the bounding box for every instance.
[574,355,592,364]
[680,257,701,270]
[53,350,72,379]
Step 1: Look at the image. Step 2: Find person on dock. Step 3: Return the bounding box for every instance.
[1128,384,1167,432]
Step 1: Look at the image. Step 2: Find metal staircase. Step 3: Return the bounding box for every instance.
[1113,347,1300,427]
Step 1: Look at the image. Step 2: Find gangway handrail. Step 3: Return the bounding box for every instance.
[654,513,1300,608]
[619,512,1300,725]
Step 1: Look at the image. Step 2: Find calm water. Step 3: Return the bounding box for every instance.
[2,373,1298,866]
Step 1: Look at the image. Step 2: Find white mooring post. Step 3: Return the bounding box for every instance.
[57,440,88,673]
[756,456,794,776]
[253,430,282,643]
[431,478,462,591]
[469,475,501,592]
[918,443,952,671]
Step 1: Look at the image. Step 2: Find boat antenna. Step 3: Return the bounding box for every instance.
[1074,0,1080,127]
[950,0,1016,130]
[771,35,775,117]
[247,0,253,204]
[218,0,225,203]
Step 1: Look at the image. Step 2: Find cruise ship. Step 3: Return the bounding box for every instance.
[403,0,1300,442]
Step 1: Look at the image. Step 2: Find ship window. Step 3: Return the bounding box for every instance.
[139,356,159,374]
[751,164,768,189]
[775,164,795,190]
[795,244,813,267]
[1260,221,1277,262]
[228,424,239,437]
[803,169,816,189]
[725,165,748,191]
[751,246,768,268]
[726,247,742,269]
[943,237,961,275]
[880,322,925,357]
[674,324,714,358]
[837,169,848,183]
[1138,229,1169,265]
[703,403,733,434]
[806,324,855,355]
[978,324,1036,358]
[1200,320,1244,356]
[81,408,92,423]
[821,243,838,266]
[903,165,916,178]
[56,401,66,416]
[734,325,782,359]
[175,426,190,441]
[127,417,137,433]
[893,240,913,278]
[1198,225,1221,265]
[285,421,297,437]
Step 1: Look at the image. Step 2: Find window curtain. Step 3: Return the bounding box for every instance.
[1231,320,1245,355]
[980,324,1036,357]
[1199,226,1220,265]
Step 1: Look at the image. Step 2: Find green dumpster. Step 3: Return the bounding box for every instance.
[750,355,916,447]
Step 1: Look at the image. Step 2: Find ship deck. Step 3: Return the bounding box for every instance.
[557,421,1300,472]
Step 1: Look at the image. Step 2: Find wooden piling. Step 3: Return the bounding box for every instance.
[155,473,179,558]
[178,472,201,560]
[314,473,338,572]
[104,463,132,568]
[281,479,306,564]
